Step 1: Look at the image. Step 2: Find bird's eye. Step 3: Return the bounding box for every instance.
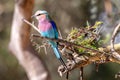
[37,14,41,16]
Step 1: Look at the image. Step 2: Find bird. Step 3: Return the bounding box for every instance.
[32,10,67,69]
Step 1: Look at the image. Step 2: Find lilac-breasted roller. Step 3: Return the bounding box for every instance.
[32,10,67,69]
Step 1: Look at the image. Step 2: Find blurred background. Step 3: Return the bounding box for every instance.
[0,0,120,80]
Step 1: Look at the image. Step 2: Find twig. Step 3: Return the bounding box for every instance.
[58,30,63,39]
[115,72,120,78]
[111,23,120,52]
[23,18,120,78]
[110,23,120,61]
[80,67,83,80]
[23,19,102,54]
[32,34,102,54]
[22,18,40,33]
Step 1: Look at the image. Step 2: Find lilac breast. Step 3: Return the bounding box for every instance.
[38,20,52,32]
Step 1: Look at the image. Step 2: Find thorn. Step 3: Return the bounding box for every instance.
[58,30,63,39]
[80,67,84,80]
[43,45,47,55]
[66,71,71,80]
[61,46,67,55]
[95,63,99,72]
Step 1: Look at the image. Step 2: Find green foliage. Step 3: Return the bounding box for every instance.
[67,21,103,54]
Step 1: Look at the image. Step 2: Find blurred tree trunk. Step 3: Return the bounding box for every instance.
[9,0,50,80]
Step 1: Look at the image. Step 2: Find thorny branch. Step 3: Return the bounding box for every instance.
[110,23,120,61]
[111,23,120,52]
[22,18,102,53]
[23,19,120,77]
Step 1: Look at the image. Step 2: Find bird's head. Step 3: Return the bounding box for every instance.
[32,10,49,20]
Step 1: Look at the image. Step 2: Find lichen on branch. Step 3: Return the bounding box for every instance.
[66,21,103,55]
[23,19,120,78]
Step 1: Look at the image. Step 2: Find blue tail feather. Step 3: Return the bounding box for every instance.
[53,47,68,69]
[53,47,61,59]
[50,41,68,69]
[49,41,60,59]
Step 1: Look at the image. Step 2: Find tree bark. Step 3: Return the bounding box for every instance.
[9,0,50,80]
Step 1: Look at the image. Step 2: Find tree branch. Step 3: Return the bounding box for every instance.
[23,18,120,77]
[23,19,102,53]
[111,23,120,52]
[110,23,120,61]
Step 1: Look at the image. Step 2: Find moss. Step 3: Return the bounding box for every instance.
[67,21,104,55]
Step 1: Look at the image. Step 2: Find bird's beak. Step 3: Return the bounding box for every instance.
[31,15,36,18]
